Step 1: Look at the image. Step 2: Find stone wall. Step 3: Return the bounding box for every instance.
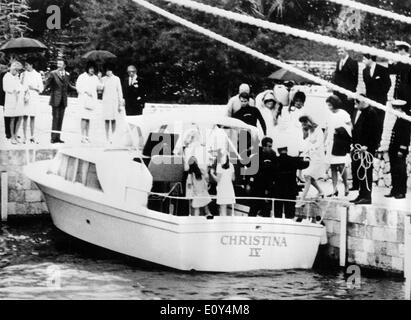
[0,149,56,217]
[322,201,406,273]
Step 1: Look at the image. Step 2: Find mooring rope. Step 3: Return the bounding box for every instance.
[161,0,411,65]
[133,0,411,123]
[326,0,411,25]
[352,143,374,192]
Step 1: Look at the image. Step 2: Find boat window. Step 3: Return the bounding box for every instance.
[85,163,102,191]
[65,157,77,181]
[75,160,89,184]
[57,154,69,178]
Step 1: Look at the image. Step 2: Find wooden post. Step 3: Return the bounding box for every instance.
[1,171,8,222]
[339,207,348,267]
[405,214,411,299]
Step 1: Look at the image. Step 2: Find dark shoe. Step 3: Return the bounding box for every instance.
[349,187,359,191]
[57,139,65,144]
[394,194,406,199]
[327,191,339,198]
[354,198,372,205]
[350,197,360,203]
[384,193,395,198]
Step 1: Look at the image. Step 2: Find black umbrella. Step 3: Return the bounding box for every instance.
[0,37,47,53]
[268,68,315,84]
[82,50,117,62]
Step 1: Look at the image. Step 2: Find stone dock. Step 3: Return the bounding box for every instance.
[0,95,411,276]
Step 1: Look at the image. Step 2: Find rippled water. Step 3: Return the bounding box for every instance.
[0,218,406,300]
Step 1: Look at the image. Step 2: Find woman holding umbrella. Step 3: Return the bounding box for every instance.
[3,61,25,144]
[21,57,44,144]
[101,62,124,143]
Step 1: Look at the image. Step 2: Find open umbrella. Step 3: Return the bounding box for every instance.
[82,50,117,62]
[268,68,314,84]
[0,37,47,54]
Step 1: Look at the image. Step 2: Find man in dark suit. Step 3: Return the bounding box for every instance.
[248,137,276,217]
[385,100,411,199]
[273,146,309,219]
[362,54,392,142]
[123,65,146,116]
[332,47,359,118]
[388,41,411,113]
[44,59,76,143]
[350,97,380,205]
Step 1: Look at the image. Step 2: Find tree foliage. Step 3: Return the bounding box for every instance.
[17,0,411,103]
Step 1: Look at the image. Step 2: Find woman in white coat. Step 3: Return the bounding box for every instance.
[76,62,100,143]
[21,59,44,144]
[101,63,124,142]
[3,61,25,144]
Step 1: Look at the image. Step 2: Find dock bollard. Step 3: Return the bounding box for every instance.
[339,207,348,267]
[1,171,8,222]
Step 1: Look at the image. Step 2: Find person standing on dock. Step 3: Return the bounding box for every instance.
[0,65,10,140]
[362,54,391,142]
[332,47,359,118]
[3,61,25,145]
[349,97,380,205]
[387,41,411,111]
[44,59,76,144]
[123,65,146,116]
[101,63,124,143]
[385,100,411,200]
[76,62,100,144]
[21,58,44,144]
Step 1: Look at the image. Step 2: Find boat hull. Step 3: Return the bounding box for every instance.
[39,184,324,272]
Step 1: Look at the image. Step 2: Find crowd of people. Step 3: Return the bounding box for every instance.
[1,42,411,218]
[182,42,411,218]
[0,58,146,144]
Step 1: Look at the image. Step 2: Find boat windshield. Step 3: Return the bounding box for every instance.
[47,153,103,191]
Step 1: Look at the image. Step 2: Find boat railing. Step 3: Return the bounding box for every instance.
[124,185,325,221]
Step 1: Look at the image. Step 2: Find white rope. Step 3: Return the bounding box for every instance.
[327,0,411,25]
[162,0,411,65]
[133,0,411,123]
[352,143,374,192]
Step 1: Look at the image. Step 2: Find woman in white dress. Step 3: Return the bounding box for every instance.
[325,95,352,197]
[76,62,100,143]
[21,59,44,144]
[297,115,326,207]
[209,152,235,216]
[3,61,24,144]
[101,63,124,142]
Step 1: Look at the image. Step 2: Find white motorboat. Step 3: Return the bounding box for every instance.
[24,111,327,272]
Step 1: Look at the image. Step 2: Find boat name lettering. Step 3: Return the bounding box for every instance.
[220,235,287,247]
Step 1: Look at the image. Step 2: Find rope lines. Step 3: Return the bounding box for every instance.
[133,0,411,122]
[162,0,411,65]
[326,0,411,25]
